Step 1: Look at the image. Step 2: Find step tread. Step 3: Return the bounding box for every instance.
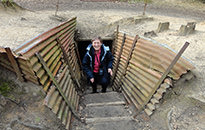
[75,119,138,130]
[84,92,125,104]
[82,105,131,118]
[86,116,133,124]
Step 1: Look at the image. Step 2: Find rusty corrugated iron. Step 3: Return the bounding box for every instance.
[0,17,81,129]
[14,17,77,56]
[12,17,81,90]
[134,38,194,80]
[112,31,195,115]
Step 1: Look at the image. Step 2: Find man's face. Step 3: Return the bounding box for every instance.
[92,39,102,51]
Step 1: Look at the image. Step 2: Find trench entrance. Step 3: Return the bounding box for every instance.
[77,38,113,62]
[0,17,195,130]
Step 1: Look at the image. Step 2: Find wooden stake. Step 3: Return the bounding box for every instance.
[112,25,119,54]
[5,47,24,81]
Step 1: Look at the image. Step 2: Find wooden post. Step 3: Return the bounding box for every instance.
[5,47,24,81]
[73,41,82,69]
[122,35,139,76]
[112,25,119,54]
[35,52,82,122]
[118,35,139,90]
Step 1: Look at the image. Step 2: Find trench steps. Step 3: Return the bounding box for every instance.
[74,91,137,130]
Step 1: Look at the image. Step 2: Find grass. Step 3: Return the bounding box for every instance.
[0,79,13,97]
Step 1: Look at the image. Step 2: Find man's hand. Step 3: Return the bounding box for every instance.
[108,68,113,76]
[90,78,94,83]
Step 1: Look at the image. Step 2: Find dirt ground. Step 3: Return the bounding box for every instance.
[0,0,205,130]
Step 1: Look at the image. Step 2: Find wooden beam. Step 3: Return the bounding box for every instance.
[119,35,139,88]
[86,101,126,107]
[73,41,82,68]
[123,35,139,75]
[5,48,24,81]
[112,25,119,54]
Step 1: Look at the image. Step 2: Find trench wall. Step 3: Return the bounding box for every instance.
[112,31,195,115]
[0,17,81,130]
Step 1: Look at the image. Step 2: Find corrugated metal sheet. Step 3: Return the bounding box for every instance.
[112,32,137,91]
[133,38,194,80]
[112,31,195,115]
[14,17,77,56]
[12,17,81,91]
[45,66,79,130]
[0,17,81,130]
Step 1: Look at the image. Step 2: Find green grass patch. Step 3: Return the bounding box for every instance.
[0,82,12,96]
[0,79,14,97]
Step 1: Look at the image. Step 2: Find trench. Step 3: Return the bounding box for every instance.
[0,17,195,130]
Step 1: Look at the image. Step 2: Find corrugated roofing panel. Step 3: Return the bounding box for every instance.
[112,31,195,114]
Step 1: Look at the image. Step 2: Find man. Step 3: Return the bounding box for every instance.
[82,37,113,93]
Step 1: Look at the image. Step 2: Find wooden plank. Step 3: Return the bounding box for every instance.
[5,48,24,81]
[76,95,80,111]
[86,116,132,124]
[86,101,126,107]
[112,25,119,54]
[74,41,82,68]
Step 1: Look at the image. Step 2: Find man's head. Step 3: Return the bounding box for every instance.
[91,36,102,51]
